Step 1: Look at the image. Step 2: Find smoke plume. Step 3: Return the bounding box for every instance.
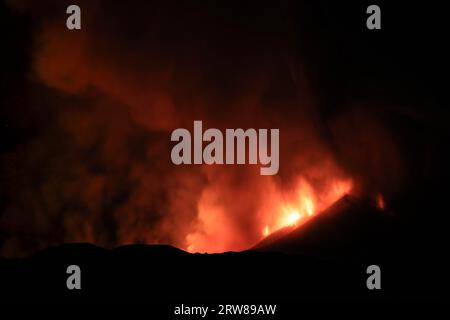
[1,0,403,256]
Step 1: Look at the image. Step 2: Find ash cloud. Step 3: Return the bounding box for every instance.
[1,0,404,256]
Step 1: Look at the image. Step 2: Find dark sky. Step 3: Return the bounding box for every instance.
[1,0,448,257]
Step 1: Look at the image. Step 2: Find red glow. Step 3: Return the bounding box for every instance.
[186,173,353,253]
[266,178,352,236]
[376,193,385,210]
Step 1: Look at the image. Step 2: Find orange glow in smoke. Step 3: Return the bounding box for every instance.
[376,193,385,210]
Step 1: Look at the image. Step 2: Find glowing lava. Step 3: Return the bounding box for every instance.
[263,225,270,237]
[285,209,302,226]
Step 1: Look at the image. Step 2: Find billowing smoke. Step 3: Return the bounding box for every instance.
[1,0,403,256]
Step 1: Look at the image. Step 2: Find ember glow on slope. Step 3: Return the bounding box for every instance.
[269,178,352,234]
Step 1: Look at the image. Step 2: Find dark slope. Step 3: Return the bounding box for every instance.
[0,198,446,300]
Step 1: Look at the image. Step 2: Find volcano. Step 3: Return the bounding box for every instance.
[0,194,444,300]
[253,195,399,260]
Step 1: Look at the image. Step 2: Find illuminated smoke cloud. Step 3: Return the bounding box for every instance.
[1,0,403,256]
